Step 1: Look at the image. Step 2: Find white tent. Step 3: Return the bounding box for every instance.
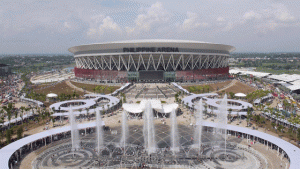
[234,93,246,97]
[46,93,58,98]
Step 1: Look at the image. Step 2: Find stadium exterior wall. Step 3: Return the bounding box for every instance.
[74,67,230,82]
[70,40,235,82]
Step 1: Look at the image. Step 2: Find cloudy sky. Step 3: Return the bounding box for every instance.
[0,0,299,54]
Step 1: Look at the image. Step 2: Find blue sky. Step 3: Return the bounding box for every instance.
[0,0,299,54]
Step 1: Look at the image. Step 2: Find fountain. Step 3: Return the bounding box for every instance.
[69,107,80,151]
[96,108,104,155]
[170,109,179,154]
[194,99,203,151]
[143,101,156,155]
[216,95,228,153]
[120,110,128,154]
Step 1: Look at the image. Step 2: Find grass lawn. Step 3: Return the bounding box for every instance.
[218,81,256,94]
[33,81,84,96]
[70,81,120,94]
[182,80,232,94]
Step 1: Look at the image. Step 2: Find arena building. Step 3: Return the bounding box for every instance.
[69,40,235,82]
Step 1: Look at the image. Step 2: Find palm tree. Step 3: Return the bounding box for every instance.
[112,103,115,112]
[7,110,12,128]
[102,105,105,114]
[0,116,4,144]
[14,110,18,119]
[51,117,55,127]
[228,108,232,122]
[246,107,252,126]
[79,109,82,119]
[275,112,280,125]
[20,106,25,124]
[86,108,89,120]
[107,104,110,113]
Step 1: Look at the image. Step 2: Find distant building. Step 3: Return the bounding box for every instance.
[0,64,12,77]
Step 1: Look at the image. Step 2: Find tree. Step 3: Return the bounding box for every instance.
[17,126,24,140]
[0,116,4,144]
[271,122,276,129]
[7,111,11,128]
[278,125,284,133]
[107,104,110,113]
[6,129,11,144]
[102,105,105,114]
[246,107,252,126]
[51,117,55,127]
[14,111,18,119]
[86,108,89,119]
[20,106,25,124]
[228,108,232,122]
[229,92,235,99]
[79,109,82,119]
[297,128,300,142]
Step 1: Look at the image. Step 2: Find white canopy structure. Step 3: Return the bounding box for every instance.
[46,93,58,98]
[234,93,246,97]
[123,100,178,114]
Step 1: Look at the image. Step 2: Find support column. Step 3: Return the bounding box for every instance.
[16,152,19,162]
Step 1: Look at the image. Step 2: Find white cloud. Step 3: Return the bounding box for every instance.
[243,11,262,20]
[180,12,209,31]
[87,16,121,38]
[217,17,226,22]
[240,3,298,33]
[271,3,295,22]
[125,2,169,34]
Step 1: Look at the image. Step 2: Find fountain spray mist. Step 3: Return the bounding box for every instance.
[120,110,128,154]
[194,99,203,151]
[143,101,156,155]
[216,95,228,152]
[96,108,104,155]
[170,109,179,154]
[69,107,79,151]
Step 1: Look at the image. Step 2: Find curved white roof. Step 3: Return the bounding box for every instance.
[0,122,104,169]
[50,95,120,112]
[69,39,235,54]
[50,99,96,111]
[123,100,178,114]
[199,121,300,169]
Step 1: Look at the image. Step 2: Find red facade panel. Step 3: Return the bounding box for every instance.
[74,67,127,80]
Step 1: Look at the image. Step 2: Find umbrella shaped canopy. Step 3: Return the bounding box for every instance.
[47,93,58,98]
[234,93,246,97]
